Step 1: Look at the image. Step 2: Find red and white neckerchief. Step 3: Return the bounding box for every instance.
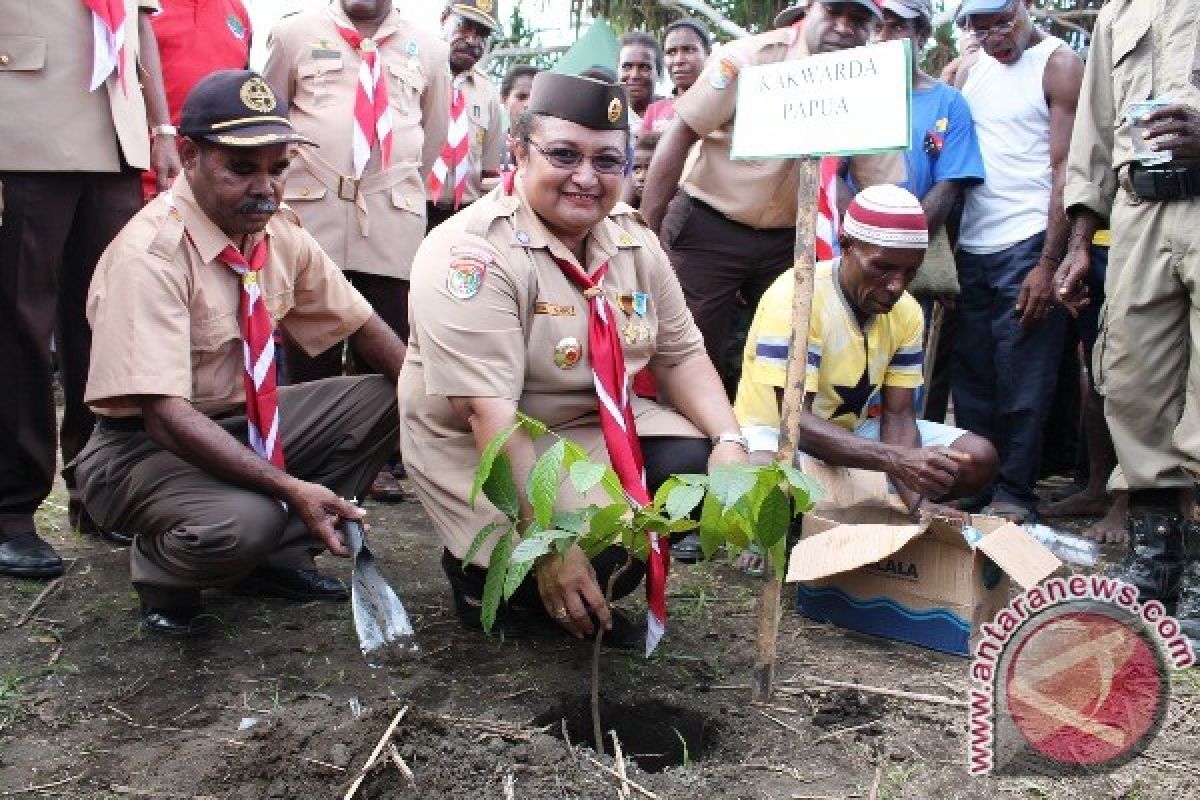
[815,156,842,261]
[428,72,470,209]
[550,254,669,656]
[218,239,286,469]
[333,18,393,179]
[83,0,127,93]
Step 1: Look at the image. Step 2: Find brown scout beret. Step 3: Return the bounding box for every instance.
[527,72,630,132]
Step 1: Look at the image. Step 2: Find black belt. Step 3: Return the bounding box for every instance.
[96,416,145,433]
[1129,163,1200,202]
[682,192,794,235]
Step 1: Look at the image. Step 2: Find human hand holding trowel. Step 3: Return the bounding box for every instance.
[336,504,418,663]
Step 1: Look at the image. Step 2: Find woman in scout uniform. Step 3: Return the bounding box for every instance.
[399,72,747,647]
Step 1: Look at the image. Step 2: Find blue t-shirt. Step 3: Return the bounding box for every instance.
[901,82,985,200]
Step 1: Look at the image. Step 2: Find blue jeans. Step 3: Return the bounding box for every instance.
[952,232,1068,510]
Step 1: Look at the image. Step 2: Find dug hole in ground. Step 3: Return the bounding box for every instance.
[2,473,1198,799]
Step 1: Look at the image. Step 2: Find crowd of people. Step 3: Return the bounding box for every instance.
[0,0,1197,655]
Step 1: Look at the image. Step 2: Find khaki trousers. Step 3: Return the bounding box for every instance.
[1096,191,1200,491]
[71,376,398,607]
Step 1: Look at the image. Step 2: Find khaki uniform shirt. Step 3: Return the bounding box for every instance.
[431,67,504,207]
[674,26,906,229]
[1065,0,1200,217]
[399,181,707,565]
[85,175,374,418]
[0,0,159,172]
[262,5,450,280]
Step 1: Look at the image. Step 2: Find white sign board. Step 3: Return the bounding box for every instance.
[731,39,911,160]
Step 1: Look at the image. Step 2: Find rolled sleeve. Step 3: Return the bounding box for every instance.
[673,47,742,138]
[1065,16,1118,218]
[85,244,192,408]
[646,240,706,367]
[282,229,375,355]
[410,234,526,400]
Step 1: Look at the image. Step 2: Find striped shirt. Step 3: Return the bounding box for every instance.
[733,259,925,453]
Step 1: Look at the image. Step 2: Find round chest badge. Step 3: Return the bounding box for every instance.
[226,14,246,39]
[553,337,582,369]
[446,258,486,300]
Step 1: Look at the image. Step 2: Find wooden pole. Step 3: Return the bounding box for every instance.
[751,157,821,704]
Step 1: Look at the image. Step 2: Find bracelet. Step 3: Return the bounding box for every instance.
[712,432,749,452]
[151,124,177,137]
[1037,252,1062,266]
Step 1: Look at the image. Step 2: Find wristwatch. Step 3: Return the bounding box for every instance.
[151,124,178,137]
[712,432,749,452]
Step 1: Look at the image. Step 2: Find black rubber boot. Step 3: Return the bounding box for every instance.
[1175,522,1200,662]
[1110,509,1185,604]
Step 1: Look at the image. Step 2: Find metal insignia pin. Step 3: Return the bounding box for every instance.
[406,40,419,56]
[515,230,531,245]
[554,337,582,369]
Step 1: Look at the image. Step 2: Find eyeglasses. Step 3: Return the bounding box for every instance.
[526,139,628,175]
[961,17,1018,40]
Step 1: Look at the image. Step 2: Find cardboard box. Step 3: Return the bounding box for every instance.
[785,459,1061,657]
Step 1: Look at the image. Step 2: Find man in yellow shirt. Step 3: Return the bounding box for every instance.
[735,185,998,516]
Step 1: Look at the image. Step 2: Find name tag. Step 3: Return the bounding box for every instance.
[535,302,576,317]
[311,48,341,60]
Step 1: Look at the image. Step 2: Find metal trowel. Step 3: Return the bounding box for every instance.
[341,516,418,663]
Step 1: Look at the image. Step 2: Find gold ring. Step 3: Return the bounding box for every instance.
[554,607,569,620]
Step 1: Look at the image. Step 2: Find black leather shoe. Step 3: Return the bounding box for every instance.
[0,532,64,579]
[670,533,704,564]
[1110,509,1185,604]
[451,584,534,638]
[141,603,213,637]
[68,499,134,547]
[234,567,349,602]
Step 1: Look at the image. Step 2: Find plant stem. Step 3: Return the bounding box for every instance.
[591,553,634,756]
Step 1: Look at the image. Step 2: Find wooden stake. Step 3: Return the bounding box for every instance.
[754,156,820,704]
[343,705,408,800]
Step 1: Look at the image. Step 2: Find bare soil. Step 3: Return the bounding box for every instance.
[2,478,1198,800]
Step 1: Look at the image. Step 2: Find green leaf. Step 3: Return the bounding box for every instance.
[598,466,627,505]
[481,529,514,634]
[652,476,682,512]
[665,484,705,521]
[668,518,699,533]
[462,521,502,569]
[725,509,753,550]
[709,463,758,510]
[755,486,791,550]
[568,461,608,495]
[528,440,566,528]
[503,556,538,600]
[768,536,788,581]
[468,421,521,507]
[670,473,709,486]
[587,502,629,542]
[481,453,520,519]
[697,491,727,559]
[780,463,823,512]
[515,412,548,439]
[552,508,593,535]
[510,535,553,563]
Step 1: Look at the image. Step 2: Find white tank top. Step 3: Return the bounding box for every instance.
[959,38,1064,254]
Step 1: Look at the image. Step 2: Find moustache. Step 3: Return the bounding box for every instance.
[454,44,484,58]
[236,198,278,215]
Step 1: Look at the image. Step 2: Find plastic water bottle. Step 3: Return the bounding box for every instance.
[1026,523,1100,568]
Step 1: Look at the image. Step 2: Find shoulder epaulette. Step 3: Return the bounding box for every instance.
[147,205,186,262]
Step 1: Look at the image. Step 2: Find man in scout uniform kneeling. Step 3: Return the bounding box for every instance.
[735,185,999,517]
[70,71,407,636]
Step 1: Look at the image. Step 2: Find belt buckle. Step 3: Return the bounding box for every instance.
[338,175,359,202]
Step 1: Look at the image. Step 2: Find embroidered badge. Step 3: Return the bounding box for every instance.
[621,320,650,346]
[936,116,949,133]
[709,57,738,90]
[240,77,277,113]
[478,0,495,14]
[514,230,531,246]
[226,13,246,39]
[446,246,493,300]
[632,291,648,317]
[406,40,419,57]
[554,337,583,369]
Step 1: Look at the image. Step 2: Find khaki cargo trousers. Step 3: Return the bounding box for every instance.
[1095,189,1200,492]
[71,376,398,607]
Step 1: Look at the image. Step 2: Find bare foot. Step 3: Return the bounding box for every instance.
[1040,488,1111,518]
[1081,494,1129,545]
